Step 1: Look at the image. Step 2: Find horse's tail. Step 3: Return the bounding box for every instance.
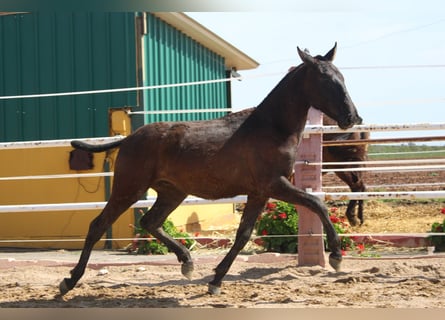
[71,139,123,153]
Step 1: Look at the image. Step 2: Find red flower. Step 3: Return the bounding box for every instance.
[261,229,268,236]
[357,243,365,253]
[330,215,340,224]
[435,225,444,232]
[273,215,277,220]
[180,239,186,245]
[194,232,200,237]
[278,212,287,219]
[441,208,445,214]
[266,203,277,210]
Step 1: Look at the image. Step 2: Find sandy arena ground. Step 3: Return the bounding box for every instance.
[0,248,444,308]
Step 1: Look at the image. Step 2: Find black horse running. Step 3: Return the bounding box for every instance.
[60,43,362,296]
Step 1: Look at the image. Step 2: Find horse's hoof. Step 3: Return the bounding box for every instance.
[329,254,342,272]
[181,261,194,280]
[59,278,70,296]
[208,283,221,295]
[347,217,359,226]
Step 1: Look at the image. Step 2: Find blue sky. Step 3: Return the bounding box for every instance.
[187,1,445,143]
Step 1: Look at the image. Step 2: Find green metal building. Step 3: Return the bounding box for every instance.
[0,12,258,142]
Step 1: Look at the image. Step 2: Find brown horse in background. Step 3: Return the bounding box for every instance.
[323,114,369,226]
[60,43,362,296]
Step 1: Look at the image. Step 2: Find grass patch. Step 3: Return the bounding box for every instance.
[368,144,445,160]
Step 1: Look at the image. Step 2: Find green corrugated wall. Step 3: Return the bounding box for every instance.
[141,13,229,124]
[0,12,137,142]
[0,12,231,142]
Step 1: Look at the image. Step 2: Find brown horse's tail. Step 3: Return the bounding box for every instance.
[71,139,123,153]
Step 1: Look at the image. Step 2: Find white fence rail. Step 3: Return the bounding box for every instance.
[1,121,444,150]
[1,191,445,214]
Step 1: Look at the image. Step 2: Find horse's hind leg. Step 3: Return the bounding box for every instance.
[357,200,364,225]
[335,171,364,226]
[58,160,152,296]
[208,195,267,294]
[138,185,193,278]
[58,193,143,296]
[345,200,359,226]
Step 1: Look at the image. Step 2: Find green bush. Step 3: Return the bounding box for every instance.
[255,201,299,253]
[428,208,445,251]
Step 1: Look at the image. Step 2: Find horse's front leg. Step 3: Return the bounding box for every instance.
[270,176,342,271]
[208,195,267,295]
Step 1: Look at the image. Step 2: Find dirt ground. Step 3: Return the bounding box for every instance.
[0,253,444,308]
[331,199,444,234]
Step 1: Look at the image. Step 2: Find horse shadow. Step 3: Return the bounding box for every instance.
[0,294,181,308]
[139,265,292,302]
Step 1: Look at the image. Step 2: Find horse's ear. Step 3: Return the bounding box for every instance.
[297,46,316,66]
[323,42,337,62]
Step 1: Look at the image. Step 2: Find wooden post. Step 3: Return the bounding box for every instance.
[294,107,325,267]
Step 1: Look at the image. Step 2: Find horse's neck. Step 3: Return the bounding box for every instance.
[255,73,310,137]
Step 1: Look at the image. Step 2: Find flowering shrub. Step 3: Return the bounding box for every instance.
[255,202,359,254]
[255,201,299,253]
[428,207,445,251]
[328,207,355,252]
[128,210,195,255]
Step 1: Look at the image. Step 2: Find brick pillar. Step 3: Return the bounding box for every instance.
[294,107,325,267]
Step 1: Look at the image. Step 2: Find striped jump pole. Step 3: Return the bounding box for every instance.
[293,107,325,267]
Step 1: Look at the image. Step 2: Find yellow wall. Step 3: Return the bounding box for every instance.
[0,109,239,250]
[0,145,135,249]
[145,189,239,235]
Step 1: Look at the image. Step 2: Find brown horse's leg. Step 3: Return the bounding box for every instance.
[138,187,193,279]
[334,171,366,226]
[345,200,359,225]
[58,161,152,296]
[58,194,142,296]
[208,195,267,294]
[357,200,364,225]
[356,177,366,225]
[270,176,342,270]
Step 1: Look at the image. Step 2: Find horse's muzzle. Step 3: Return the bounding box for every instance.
[338,114,362,129]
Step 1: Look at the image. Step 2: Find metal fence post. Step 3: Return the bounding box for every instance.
[294,107,325,267]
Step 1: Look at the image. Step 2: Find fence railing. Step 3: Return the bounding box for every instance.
[0,120,444,250]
